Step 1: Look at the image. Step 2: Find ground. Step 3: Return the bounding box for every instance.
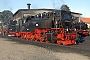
[0,35,90,60]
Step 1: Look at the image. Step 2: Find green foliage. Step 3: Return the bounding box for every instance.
[0,10,13,23]
[60,5,70,11]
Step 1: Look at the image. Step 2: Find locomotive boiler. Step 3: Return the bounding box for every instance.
[22,10,74,32]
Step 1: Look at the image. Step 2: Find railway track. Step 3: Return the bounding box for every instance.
[0,34,90,57]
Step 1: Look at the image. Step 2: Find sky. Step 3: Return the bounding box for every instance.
[0,0,90,17]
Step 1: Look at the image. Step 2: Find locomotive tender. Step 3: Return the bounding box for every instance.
[3,10,88,45]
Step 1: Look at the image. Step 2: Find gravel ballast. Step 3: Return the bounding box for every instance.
[0,37,89,60]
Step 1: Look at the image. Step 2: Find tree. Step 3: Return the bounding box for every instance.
[1,10,13,23]
[60,5,70,11]
[0,12,3,21]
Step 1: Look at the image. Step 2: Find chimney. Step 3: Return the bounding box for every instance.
[27,3,31,9]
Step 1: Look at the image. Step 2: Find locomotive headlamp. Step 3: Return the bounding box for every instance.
[10,29,12,30]
[66,28,68,31]
[13,20,15,21]
[74,28,76,31]
[27,29,29,30]
[36,24,39,27]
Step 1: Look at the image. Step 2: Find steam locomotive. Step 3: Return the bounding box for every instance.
[8,20,17,36]
[2,10,88,45]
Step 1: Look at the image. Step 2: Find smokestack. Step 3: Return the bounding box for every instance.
[27,3,31,9]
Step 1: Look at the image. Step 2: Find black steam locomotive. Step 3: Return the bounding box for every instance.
[6,20,17,36]
[3,10,88,45]
[8,20,17,32]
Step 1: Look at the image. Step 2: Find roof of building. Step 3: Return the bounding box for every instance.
[80,17,90,24]
[13,9,55,16]
[13,8,82,16]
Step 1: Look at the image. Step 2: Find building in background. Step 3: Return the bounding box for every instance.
[80,18,90,28]
[13,4,82,21]
[81,17,90,33]
[13,3,55,21]
[13,9,55,20]
[13,4,82,31]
